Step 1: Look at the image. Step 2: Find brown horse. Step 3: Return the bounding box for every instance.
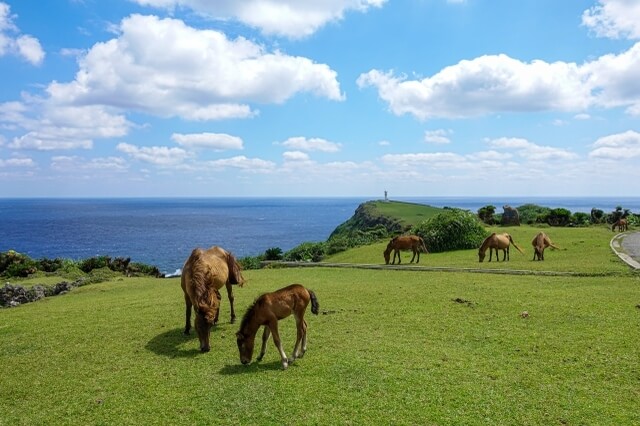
[181,246,245,352]
[236,284,319,370]
[383,235,429,265]
[478,232,524,262]
[611,218,628,232]
[531,231,560,261]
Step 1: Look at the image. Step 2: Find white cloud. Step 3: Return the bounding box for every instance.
[283,151,310,161]
[130,0,386,38]
[10,134,92,151]
[117,142,191,166]
[488,137,578,161]
[359,42,640,119]
[0,157,35,167]
[207,155,276,172]
[574,113,591,120]
[582,0,640,39]
[378,140,391,146]
[51,155,128,171]
[589,130,640,159]
[357,54,591,120]
[424,129,452,144]
[382,152,466,167]
[46,14,344,121]
[281,136,341,152]
[0,3,45,65]
[171,132,243,150]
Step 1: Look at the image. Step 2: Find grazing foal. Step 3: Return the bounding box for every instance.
[236,284,319,370]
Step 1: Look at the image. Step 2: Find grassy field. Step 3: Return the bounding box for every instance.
[1,225,639,425]
[367,200,442,230]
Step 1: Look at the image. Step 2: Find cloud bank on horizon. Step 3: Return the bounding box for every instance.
[0,0,639,197]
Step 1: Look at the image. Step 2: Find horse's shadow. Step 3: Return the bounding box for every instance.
[145,327,201,358]
[219,360,287,375]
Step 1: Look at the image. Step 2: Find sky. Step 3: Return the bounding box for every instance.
[1,0,639,198]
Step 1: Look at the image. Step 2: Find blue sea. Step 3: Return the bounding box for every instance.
[1,196,638,276]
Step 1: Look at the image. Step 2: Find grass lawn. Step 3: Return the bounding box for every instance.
[1,226,639,424]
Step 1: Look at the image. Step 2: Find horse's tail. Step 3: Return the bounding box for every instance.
[508,234,525,254]
[419,237,429,253]
[308,289,319,315]
[226,252,245,287]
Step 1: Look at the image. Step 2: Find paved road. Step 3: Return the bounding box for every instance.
[612,232,640,269]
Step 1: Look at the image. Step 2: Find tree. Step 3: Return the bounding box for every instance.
[411,209,488,253]
[477,205,496,225]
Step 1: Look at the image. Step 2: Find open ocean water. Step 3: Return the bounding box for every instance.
[1,196,639,276]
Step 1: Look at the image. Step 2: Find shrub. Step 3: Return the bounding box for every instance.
[477,205,497,225]
[411,209,489,253]
[264,247,283,261]
[283,242,326,262]
[78,256,111,273]
[545,208,572,226]
[517,204,551,225]
[239,256,263,270]
[572,212,590,226]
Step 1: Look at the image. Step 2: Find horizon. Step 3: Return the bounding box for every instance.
[1,1,640,197]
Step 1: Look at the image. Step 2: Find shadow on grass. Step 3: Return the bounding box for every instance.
[145,328,201,358]
[219,360,285,375]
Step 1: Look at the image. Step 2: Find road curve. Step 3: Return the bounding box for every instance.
[610,231,640,270]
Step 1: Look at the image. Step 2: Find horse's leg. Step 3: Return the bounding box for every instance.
[505,246,509,261]
[213,289,222,325]
[257,326,270,362]
[183,293,192,335]
[267,320,289,369]
[395,249,401,264]
[299,319,308,358]
[410,248,417,263]
[225,282,236,324]
[489,248,493,262]
[291,311,305,361]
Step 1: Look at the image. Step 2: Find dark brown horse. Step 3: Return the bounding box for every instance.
[531,231,560,261]
[383,235,429,265]
[236,284,319,370]
[181,246,245,352]
[612,218,628,232]
[478,232,524,262]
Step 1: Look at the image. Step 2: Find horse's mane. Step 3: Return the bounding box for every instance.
[479,233,497,250]
[189,249,218,323]
[239,295,266,334]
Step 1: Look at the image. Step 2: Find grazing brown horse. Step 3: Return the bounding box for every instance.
[236,284,319,370]
[478,232,524,262]
[611,218,628,232]
[181,246,245,352]
[383,235,429,265]
[531,231,560,261]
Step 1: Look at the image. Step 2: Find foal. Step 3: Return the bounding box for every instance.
[236,284,319,370]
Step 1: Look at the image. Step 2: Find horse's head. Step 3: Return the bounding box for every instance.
[195,310,213,352]
[478,249,486,263]
[236,331,255,365]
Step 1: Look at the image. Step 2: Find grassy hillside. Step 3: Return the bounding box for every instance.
[1,225,639,424]
[329,200,442,239]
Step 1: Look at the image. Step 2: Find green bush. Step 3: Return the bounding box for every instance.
[544,208,572,226]
[264,247,283,261]
[477,205,497,225]
[572,212,590,226]
[411,209,489,253]
[78,256,111,273]
[517,204,551,225]
[239,256,263,270]
[283,242,326,262]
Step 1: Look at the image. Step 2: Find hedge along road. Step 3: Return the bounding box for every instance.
[611,231,640,270]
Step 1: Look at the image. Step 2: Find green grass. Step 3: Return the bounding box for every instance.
[369,200,442,229]
[1,227,639,425]
[326,224,631,276]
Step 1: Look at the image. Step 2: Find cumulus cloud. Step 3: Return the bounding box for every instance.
[207,155,276,172]
[283,151,310,161]
[424,129,452,144]
[0,157,35,167]
[582,0,640,39]
[280,136,341,152]
[130,0,386,38]
[171,132,243,150]
[0,3,45,65]
[47,14,344,121]
[358,43,640,119]
[3,102,130,151]
[51,155,128,171]
[488,137,578,161]
[117,142,191,166]
[589,130,640,159]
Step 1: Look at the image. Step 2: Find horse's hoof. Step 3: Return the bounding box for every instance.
[281,362,289,370]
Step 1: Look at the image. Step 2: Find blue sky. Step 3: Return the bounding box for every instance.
[1,0,639,197]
